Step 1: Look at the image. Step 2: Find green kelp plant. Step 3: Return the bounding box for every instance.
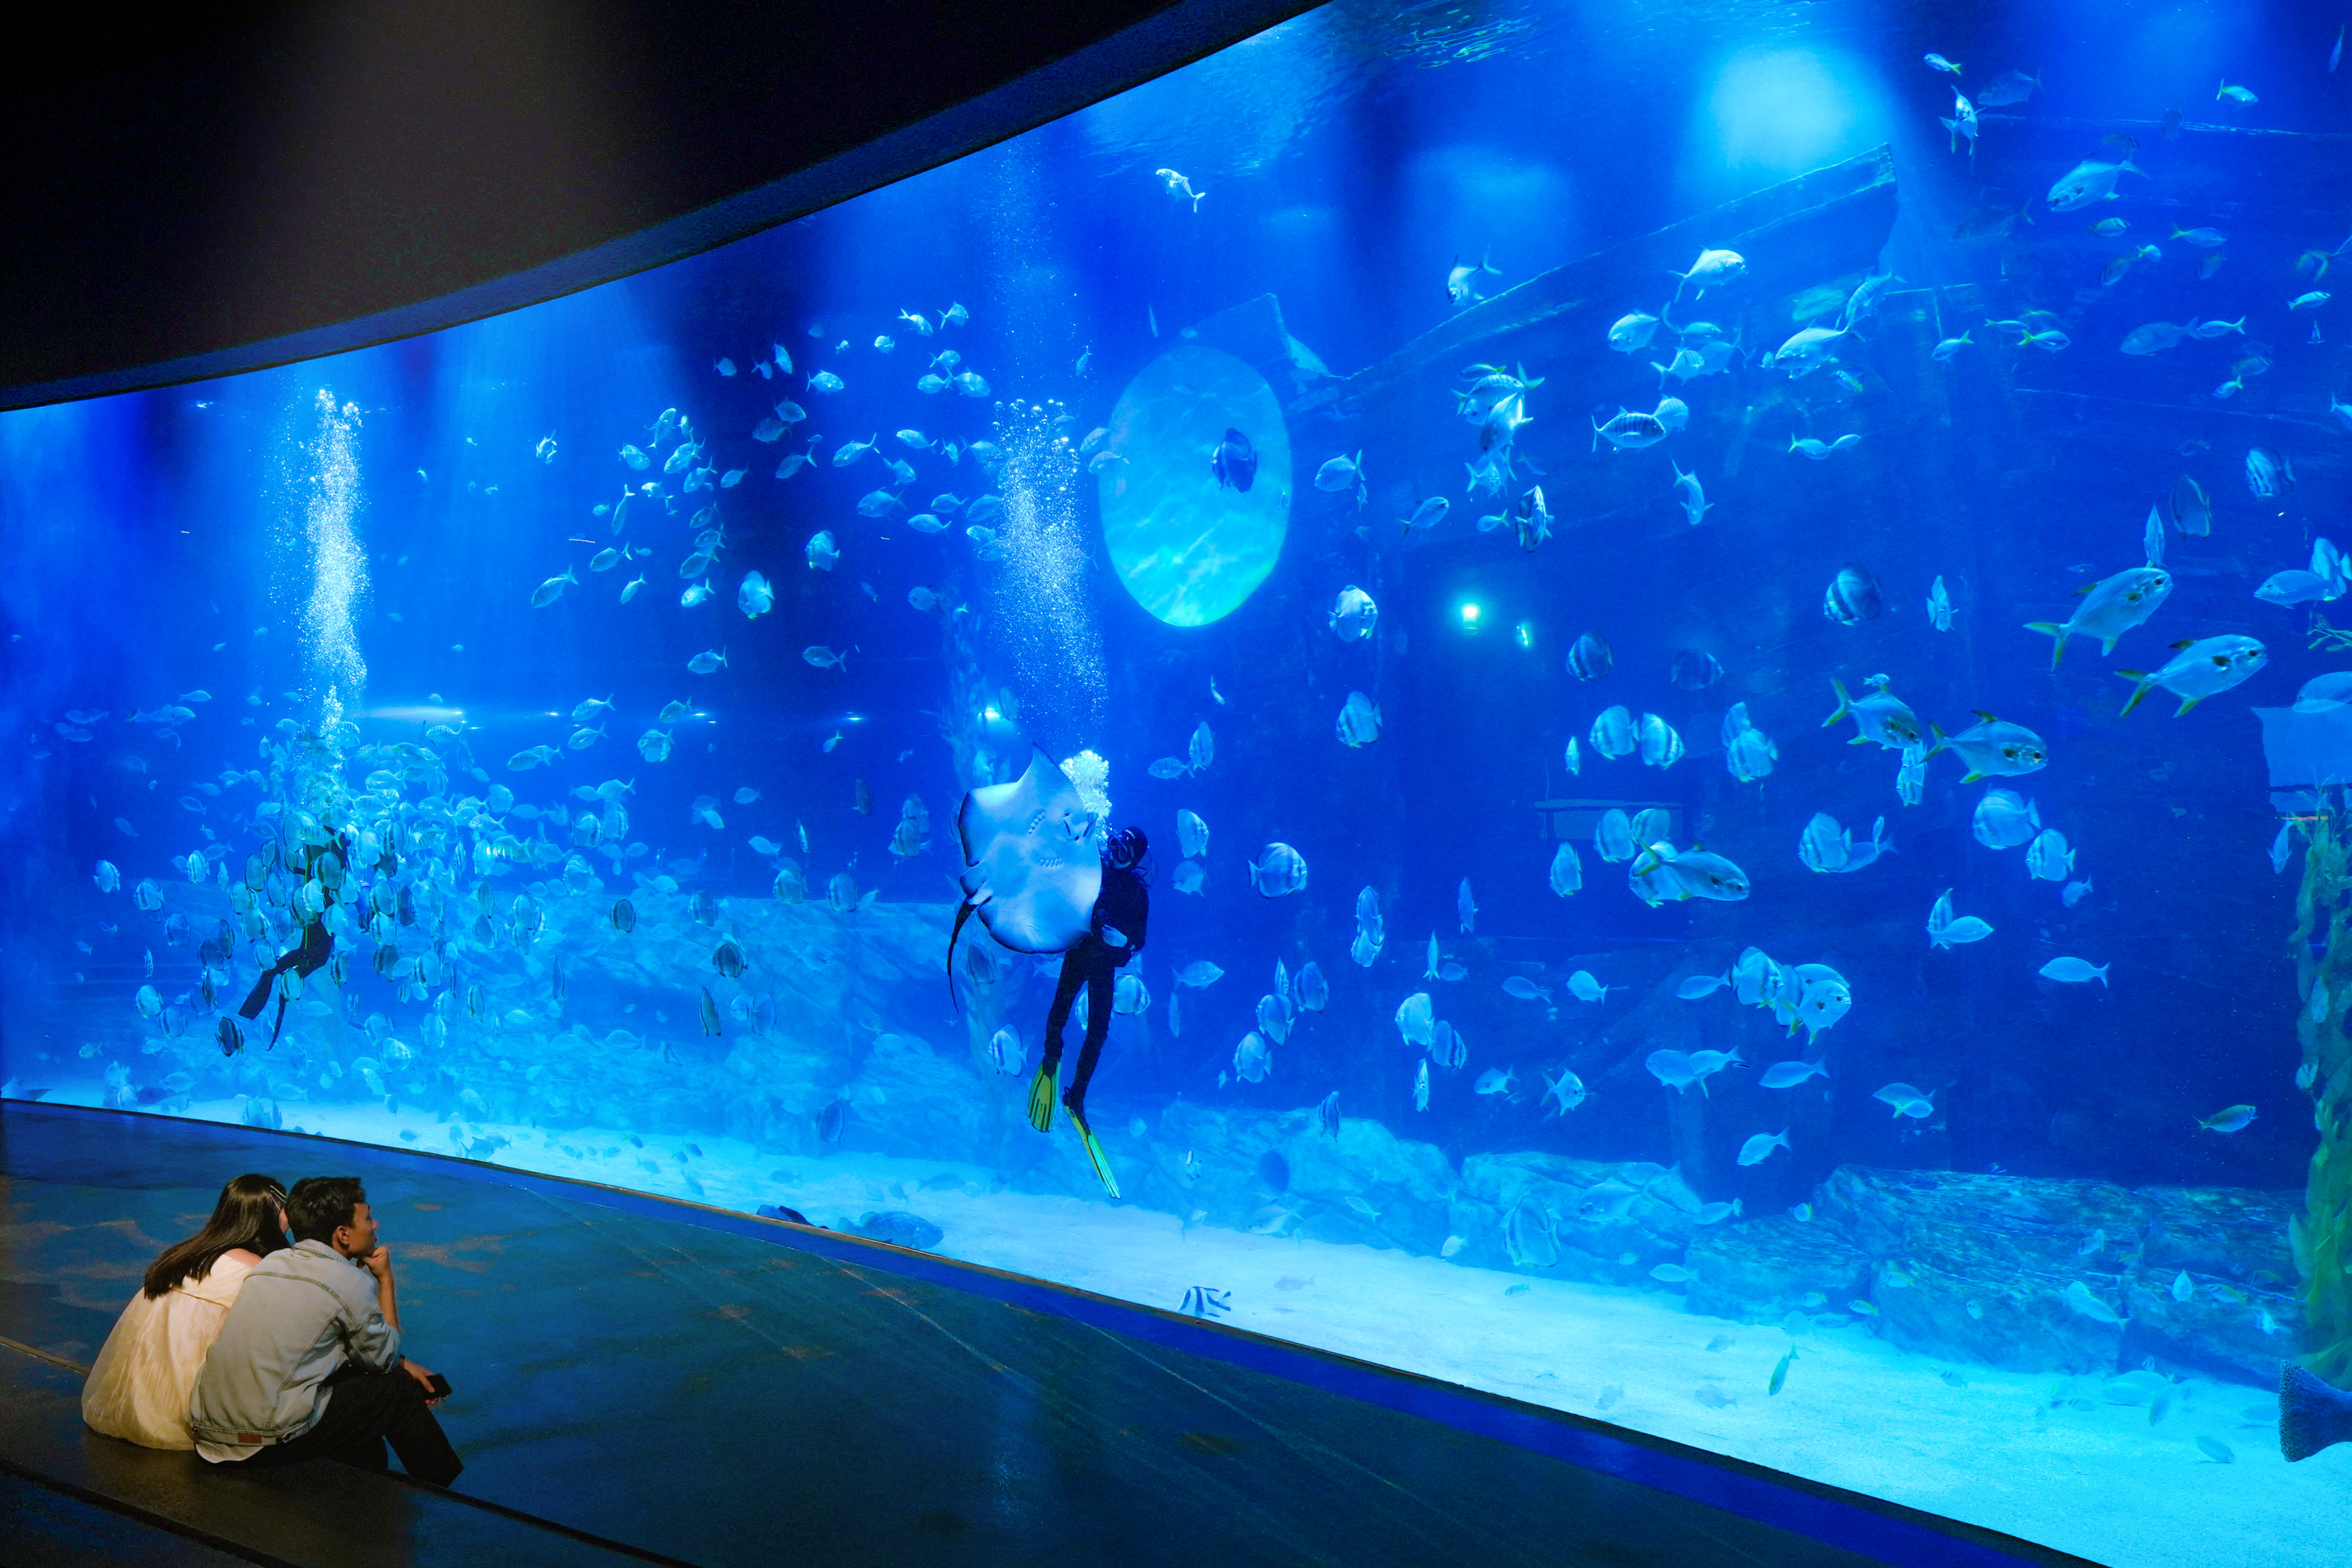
[2291,811,2352,1386]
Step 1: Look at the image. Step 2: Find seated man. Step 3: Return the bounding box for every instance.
[189,1176,462,1486]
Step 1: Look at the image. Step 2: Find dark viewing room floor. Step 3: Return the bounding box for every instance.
[0,1102,2098,1567]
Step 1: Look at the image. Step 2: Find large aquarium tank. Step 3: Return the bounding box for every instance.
[9,1,2352,1559]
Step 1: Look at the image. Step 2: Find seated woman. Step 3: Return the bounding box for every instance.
[82,1173,288,1449]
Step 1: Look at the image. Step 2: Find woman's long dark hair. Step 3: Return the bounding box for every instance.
[143,1174,289,1298]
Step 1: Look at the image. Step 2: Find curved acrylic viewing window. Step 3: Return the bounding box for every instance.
[1,7,2342,1566]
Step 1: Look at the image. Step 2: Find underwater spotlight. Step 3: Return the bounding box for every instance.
[1459,602,1483,632]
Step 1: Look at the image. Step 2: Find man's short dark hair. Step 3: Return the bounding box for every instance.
[285,1177,368,1244]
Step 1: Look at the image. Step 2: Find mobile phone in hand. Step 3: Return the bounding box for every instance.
[425,1373,452,1400]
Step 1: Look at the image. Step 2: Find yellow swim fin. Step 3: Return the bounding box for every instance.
[1026,1064,1058,1133]
[1065,1103,1121,1199]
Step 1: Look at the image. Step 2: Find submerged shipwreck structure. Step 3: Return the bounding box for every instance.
[2291,813,2352,1385]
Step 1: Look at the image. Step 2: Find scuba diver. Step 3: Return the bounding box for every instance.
[1027,826,1150,1186]
[944,746,1141,1195]
[234,831,351,1050]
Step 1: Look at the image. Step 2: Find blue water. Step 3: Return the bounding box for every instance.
[7,2,2352,1555]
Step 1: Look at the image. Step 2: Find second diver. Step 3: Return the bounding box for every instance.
[1028,826,1151,1194]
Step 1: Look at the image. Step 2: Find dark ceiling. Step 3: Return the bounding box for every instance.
[0,0,1311,410]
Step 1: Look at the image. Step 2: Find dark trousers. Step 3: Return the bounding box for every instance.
[1042,936,1117,1107]
[236,1361,463,1487]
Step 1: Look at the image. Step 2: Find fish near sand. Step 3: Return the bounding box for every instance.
[2063,1280,2127,1324]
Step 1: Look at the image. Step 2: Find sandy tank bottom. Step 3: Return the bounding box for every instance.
[16,1086,2339,1568]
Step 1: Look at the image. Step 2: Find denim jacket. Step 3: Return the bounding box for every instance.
[188,1239,400,1450]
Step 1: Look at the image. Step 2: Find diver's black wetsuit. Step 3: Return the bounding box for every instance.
[1040,859,1149,1116]
[235,835,350,1047]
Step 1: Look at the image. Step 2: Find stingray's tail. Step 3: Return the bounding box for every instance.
[946,899,976,1011]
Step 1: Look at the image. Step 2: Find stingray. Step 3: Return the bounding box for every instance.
[946,746,1102,1007]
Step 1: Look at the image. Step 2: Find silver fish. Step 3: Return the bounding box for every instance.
[2025,828,2075,882]
[2025,565,2172,666]
[1590,705,1636,758]
[2246,447,2296,499]
[1568,632,1613,681]
[1671,463,1712,525]
[1769,325,1850,377]
[1628,842,1751,905]
[2047,154,2143,213]
[530,567,579,608]
[1594,809,1636,863]
[1671,248,1747,296]
[1248,843,1308,897]
[1976,69,2039,105]
[1723,704,1777,782]
[1824,564,1883,624]
[1973,789,2041,849]
[1330,586,1379,641]
[1638,713,1684,768]
[1548,841,1583,897]
[1930,714,2049,782]
[2116,636,2267,716]
[2169,473,2212,535]
[1926,889,1994,947]
[1609,312,1661,352]
[1592,408,1668,452]
[1825,676,1926,750]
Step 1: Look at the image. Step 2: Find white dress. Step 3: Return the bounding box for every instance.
[81,1254,255,1450]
